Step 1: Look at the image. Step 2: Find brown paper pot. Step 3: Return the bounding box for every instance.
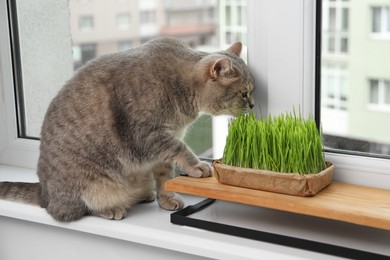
[213,160,335,197]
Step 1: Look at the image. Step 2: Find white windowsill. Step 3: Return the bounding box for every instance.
[370,33,390,41]
[1,164,389,259]
[367,104,390,114]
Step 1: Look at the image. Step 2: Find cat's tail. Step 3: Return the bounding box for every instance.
[0,182,41,206]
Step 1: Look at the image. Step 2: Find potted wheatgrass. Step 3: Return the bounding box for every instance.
[213,111,335,196]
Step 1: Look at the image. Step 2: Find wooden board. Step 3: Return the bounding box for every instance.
[166,176,390,231]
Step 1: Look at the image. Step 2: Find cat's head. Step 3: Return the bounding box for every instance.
[196,43,255,116]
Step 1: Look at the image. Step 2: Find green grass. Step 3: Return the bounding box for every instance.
[222,111,326,175]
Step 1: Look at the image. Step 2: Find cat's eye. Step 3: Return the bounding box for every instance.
[242,92,248,99]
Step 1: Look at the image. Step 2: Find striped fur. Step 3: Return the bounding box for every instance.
[0,37,255,222]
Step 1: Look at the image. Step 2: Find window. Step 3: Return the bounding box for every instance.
[368,79,390,109]
[73,43,97,70]
[220,0,247,60]
[322,0,349,55]
[2,0,390,190]
[1,0,247,161]
[140,11,156,24]
[79,15,93,32]
[321,64,348,110]
[140,10,157,37]
[2,1,390,257]
[321,0,390,159]
[116,13,131,30]
[371,6,390,35]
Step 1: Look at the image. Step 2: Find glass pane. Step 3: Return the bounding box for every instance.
[372,7,382,33]
[225,5,231,26]
[341,8,349,31]
[369,80,379,104]
[329,7,336,31]
[11,0,74,138]
[385,81,390,104]
[321,1,390,157]
[340,37,348,53]
[387,7,390,33]
[12,0,247,159]
[79,16,93,31]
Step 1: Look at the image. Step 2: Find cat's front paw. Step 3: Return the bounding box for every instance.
[187,161,212,178]
[158,192,184,211]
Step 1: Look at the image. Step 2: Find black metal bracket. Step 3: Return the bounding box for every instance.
[171,198,390,259]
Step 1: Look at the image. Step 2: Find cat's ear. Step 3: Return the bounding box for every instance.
[227,42,242,57]
[210,58,233,79]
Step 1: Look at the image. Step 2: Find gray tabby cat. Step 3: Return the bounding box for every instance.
[0,37,255,222]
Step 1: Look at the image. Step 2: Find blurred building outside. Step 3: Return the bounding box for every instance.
[69,0,390,158]
[321,0,390,156]
[69,0,248,158]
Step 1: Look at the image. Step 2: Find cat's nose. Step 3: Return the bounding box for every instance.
[248,96,255,109]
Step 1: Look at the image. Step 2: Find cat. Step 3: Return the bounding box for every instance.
[0,37,255,222]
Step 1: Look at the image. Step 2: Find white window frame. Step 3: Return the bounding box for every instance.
[371,6,390,40]
[368,78,390,112]
[322,0,349,56]
[0,0,40,169]
[1,0,390,189]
